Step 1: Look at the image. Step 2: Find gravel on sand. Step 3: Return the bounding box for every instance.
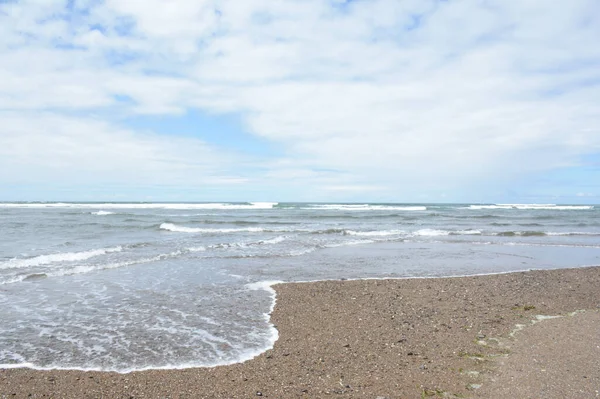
[1,266,599,398]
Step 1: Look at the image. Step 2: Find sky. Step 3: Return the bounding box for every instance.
[0,0,599,203]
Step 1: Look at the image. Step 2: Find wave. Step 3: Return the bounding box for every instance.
[160,223,265,233]
[345,229,405,237]
[288,248,317,256]
[91,211,115,216]
[310,228,345,235]
[0,247,123,270]
[1,249,194,285]
[411,229,482,237]
[209,236,287,250]
[495,231,546,237]
[302,204,427,211]
[313,228,483,237]
[0,202,279,210]
[323,239,376,247]
[547,232,600,236]
[468,204,594,210]
[260,236,287,245]
[182,219,296,226]
[495,231,600,237]
[22,273,48,281]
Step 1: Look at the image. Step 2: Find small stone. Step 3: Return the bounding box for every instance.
[476,333,486,339]
[256,392,263,396]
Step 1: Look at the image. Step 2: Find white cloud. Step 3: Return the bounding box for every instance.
[0,0,599,200]
[0,112,245,186]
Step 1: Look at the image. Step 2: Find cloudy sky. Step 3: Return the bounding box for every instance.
[1,0,599,203]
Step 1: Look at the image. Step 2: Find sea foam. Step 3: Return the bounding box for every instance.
[0,202,279,210]
[0,247,123,270]
[345,229,405,236]
[468,204,593,210]
[412,229,481,237]
[304,204,427,211]
[1,251,185,285]
[160,223,265,233]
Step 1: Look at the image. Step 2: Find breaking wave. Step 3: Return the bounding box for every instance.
[0,202,279,210]
[0,247,123,270]
[495,231,600,237]
[302,204,427,211]
[160,223,265,233]
[468,204,593,210]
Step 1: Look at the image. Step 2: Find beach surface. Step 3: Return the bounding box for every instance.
[1,266,599,398]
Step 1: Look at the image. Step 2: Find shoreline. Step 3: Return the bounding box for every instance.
[0,266,567,373]
[1,265,599,398]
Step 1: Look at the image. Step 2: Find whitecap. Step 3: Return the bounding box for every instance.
[160,223,265,234]
[259,236,287,245]
[411,229,481,237]
[450,230,482,235]
[303,204,426,211]
[1,252,182,285]
[412,229,450,236]
[0,246,123,270]
[0,202,279,210]
[324,239,376,247]
[468,204,593,210]
[345,229,405,237]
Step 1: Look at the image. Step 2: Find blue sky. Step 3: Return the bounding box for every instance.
[0,0,599,203]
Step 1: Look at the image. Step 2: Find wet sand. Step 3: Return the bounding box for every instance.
[1,266,599,398]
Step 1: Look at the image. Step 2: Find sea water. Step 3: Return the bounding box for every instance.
[0,202,598,372]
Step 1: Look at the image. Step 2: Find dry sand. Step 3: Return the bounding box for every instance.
[1,266,599,398]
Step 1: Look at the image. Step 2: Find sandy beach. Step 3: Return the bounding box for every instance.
[1,266,599,398]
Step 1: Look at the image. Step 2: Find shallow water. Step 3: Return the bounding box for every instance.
[0,202,598,371]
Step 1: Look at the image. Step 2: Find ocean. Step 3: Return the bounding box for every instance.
[0,202,598,372]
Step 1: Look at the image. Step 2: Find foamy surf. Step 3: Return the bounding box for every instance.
[0,246,123,270]
[209,236,287,250]
[345,229,405,236]
[411,229,481,237]
[324,239,376,247]
[304,204,427,211]
[0,252,180,285]
[1,201,598,372]
[468,204,593,210]
[160,223,265,233]
[0,202,279,210]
